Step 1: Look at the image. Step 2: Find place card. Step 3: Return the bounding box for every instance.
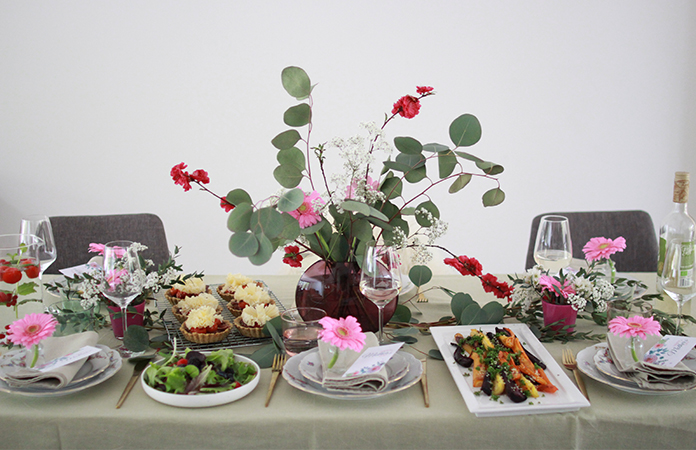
[644,335,696,367]
[35,345,102,372]
[342,342,404,377]
[59,260,101,278]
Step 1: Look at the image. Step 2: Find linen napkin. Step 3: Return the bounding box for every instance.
[318,333,390,393]
[1,331,100,389]
[606,332,696,391]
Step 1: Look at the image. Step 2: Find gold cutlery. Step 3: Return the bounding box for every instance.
[116,358,150,409]
[265,353,287,407]
[562,348,589,400]
[420,359,429,407]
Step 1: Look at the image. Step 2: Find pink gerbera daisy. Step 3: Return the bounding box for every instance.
[318,316,366,352]
[7,313,57,348]
[608,315,661,339]
[288,191,324,229]
[538,275,575,299]
[582,236,626,262]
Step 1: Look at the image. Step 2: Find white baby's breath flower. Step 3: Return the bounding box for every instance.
[567,293,587,312]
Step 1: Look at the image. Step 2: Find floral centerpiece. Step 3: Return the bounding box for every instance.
[171,66,511,332]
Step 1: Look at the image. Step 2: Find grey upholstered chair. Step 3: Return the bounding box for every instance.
[525,210,658,272]
[46,213,170,274]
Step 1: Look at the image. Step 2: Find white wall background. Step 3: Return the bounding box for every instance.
[1,1,695,276]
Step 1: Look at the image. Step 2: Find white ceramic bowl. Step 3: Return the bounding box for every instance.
[140,354,260,408]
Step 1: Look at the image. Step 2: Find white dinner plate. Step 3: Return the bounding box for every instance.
[140,354,259,408]
[0,346,122,397]
[576,343,696,395]
[283,348,422,400]
[431,324,591,417]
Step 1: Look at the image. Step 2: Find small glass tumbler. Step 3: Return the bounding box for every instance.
[281,307,326,356]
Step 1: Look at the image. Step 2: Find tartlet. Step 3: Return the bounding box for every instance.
[216,273,255,302]
[165,277,211,306]
[226,282,274,317]
[233,303,279,338]
[179,306,231,344]
[171,293,223,323]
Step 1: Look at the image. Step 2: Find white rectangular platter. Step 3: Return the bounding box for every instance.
[430,324,590,417]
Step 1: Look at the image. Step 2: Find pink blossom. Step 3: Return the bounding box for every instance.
[7,313,57,348]
[538,275,575,299]
[288,191,324,229]
[346,176,380,199]
[318,316,366,352]
[608,315,661,339]
[582,236,626,262]
[88,243,106,255]
[105,268,128,286]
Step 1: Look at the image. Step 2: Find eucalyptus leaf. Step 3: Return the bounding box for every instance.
[382,160,412,173]
[428,349,444,360]
[250,207,284,239]
[341,200,370,216]
[391,304,412,323]
[263,316,284,349]
[449,113,482,148]
[273,164,303,188]
[300,218,328,235]
[366,206,389,222]
[423,143,450,153]
[380,175,403,200]
[391,327,418,336]
[475,160,504,175]
[277,188,305,212]
[225,188,253,207]
[247,344,280,369]
[454,150,483,163]
[277,147,306,171]
[409,265,432,287]
[276,213,302,242]
[392,335,418,344]
[451,292,476,321]
[395,152,426,169]
[415,200,440,227]
[438,150,457,179]
[448,174,472,194]
[281,66,312,100]
[271,129,302,150]
[393,136,423,155]
[227,203,253,232]
[123,325,149,352]
[404,165,427,183]
[249,233,274,265]
[229,232,259,257]
[283,103,311,127]
[482,188,506,207]
[352,218,374,243]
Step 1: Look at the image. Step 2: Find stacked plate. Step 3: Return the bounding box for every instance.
[576,343,696,395]
[0,345,122,397]
[282,348,422,400]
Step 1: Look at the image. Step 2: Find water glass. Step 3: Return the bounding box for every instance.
[281,307,326,356]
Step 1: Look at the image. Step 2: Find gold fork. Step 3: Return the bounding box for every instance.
[265,353,287,407]
[562,348,589,400]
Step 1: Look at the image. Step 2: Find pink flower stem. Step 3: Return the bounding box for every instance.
[630,336,640,362]
[30,344,39,368]
[327,347,339,369]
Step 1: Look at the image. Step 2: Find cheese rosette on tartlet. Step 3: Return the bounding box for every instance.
[180,305,232,344]
[226,282,274,317]
[165,277,211,305]
[216,273,260,301]
[171,292,223,323]
[234,303,280,338]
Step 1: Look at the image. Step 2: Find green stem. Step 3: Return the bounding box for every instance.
[30,344,39,368]
[327,347,339,369]
[630,337,639,363]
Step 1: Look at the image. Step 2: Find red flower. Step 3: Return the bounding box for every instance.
[392,95,421,119]
[480,273,513,301]
[220,198,235,212]
[444,256,483,277]
[190,169,210,184]
[282,245,303,268]
[171,162,192,191]
[416,86,434,95]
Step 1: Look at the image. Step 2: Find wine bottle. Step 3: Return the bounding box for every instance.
[657,172,696,289]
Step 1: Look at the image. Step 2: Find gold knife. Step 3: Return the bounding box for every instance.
[420,359,429,407]
[116,359,150,409]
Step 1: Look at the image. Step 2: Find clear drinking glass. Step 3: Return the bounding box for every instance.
[99,241,144,358]
[281,307,326,356]
[534,215,573,273]
[19,215,57,276]
[659,239,696,335]
[359,244,402,344]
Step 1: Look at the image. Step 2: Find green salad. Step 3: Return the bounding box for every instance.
[144,348,257,395]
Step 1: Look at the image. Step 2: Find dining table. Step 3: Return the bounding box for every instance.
[1,272,694,450]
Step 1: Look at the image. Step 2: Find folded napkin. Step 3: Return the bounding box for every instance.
[318,333,389,393]
[607,333,696,391]
[1,331,99,389]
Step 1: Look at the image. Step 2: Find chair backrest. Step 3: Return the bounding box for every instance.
[525,210,658,272]
[47,213,169,274]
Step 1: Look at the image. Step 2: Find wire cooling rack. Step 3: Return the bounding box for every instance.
[157,282,285,351]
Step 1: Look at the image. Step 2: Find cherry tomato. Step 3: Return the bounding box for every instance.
[2,268,22,284]
[24,265,40,279]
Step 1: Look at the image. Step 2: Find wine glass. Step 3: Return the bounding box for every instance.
[19,215,57,276]
[533,215,573,273]
[359,244,402,344]
[99,240,144,358]
[659,240,696,335]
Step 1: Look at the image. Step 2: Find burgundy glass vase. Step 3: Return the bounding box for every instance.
[107,301,146,339]
[541,301,577,333]
[295,260,397,333]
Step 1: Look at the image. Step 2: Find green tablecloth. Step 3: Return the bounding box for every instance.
[1,273,694,450]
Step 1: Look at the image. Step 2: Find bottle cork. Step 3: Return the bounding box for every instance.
[673,171,690,203]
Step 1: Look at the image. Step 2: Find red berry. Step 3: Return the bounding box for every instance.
[2,268,21,284]
[24,265,40,279]
[176,358,188,366]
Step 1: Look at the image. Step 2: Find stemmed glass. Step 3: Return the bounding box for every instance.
[99,240,144,358]
[659,240,696,335]
[359,243,402,344]
[534,215,573,273]
[19,215,57,277]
